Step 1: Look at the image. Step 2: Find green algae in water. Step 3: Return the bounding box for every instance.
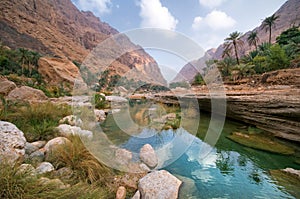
[227,132,295,155]
[270,169,300,198]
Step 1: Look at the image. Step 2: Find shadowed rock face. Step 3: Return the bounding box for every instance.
[0,0,166,85]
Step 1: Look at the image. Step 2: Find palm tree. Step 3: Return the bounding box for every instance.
[262,14,279,44]
[225,31,244,65]
[247,31,259,50]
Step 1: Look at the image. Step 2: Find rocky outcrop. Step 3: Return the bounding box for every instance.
[7,86,48,101]
[138,170,182,199]
[154,71,300,142]
[0,78,17,96]
[0,121,27,163]
[0,0,166,85]
[37,57,87,92]
[139,144,158,169]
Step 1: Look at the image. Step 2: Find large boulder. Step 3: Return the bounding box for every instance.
[7,86,48,101]
[0,121,26,163]
[139,144,158,168]
[0,79,16,96]
[38,57,87,93]
[138,170,182,199]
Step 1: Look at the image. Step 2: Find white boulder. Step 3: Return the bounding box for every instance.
[0,121,26,163]
[138,170,182,199]
[139,144,158,168]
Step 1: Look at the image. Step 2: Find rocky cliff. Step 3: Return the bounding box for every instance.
[174,0,300,82]
[0,0,166,85]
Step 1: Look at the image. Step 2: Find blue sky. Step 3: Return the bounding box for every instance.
[71,0,286,81]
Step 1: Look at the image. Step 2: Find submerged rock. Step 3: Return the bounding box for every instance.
[138,170,182,199]
[140,144,158,168]
[227,132,295,155]
[270,168,300,198]
[0,121,26,163]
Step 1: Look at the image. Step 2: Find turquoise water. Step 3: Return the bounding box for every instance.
[102,106,299,199]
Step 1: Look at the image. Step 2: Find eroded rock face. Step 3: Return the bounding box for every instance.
[7,86,48,102]
[138,170,182,199]
[140,144,158,168]
[0,79,16,96]
[0,121,26,163]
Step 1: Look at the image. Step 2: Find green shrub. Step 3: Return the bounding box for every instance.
[93,93,109,109]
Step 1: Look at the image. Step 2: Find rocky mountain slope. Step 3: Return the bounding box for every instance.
[0,0,166,85]
[173,0,300,83]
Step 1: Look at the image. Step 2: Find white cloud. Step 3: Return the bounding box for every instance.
[139,0,178,30]
[75,0,112,15]
[199,0,226,8]
[192,10,236,31]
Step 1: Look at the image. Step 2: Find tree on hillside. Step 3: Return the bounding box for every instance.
[247,31,260,50]
[18,48,30,73]
[262,14,279,44]
[225,31,244,65]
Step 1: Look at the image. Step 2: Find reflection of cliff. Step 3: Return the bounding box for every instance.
[0,0,166,85]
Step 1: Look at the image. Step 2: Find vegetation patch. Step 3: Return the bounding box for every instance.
[0,162,112,199]
[47,135,114,185]
[227,132,295,155]
[0,102,71,142]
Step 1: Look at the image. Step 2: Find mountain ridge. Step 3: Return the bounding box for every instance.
[0,0,167,85]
